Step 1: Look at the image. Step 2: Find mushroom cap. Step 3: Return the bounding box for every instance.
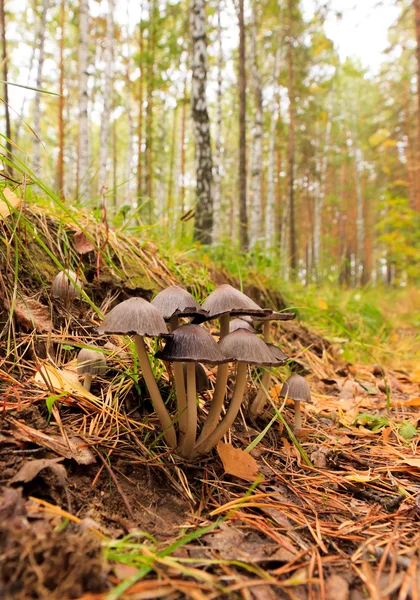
[97,297,169,337]
[218,329,283,366]
[183,362,210,393]
[151,286,207,320]
[156,324,231,364]
[266,343,289,365]
[51,270,82,300]
[77,348,107,376]
[229,318,257,334]
[253,311,296,322]
[280,374,311,403]
[198,284,271,320]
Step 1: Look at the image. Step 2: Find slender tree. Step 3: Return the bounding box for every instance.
[212,0,223,243]
[56,0,65,198]
[190,0,213,244]
[265,46,281,251]
[33,0,49,173]
[238,0,248,249]
[0,0,12,175]
[144,0,158,219]
[77,0,90,199]
[136,4,144,203]
[414,0,420,210]
[98,0,115,194]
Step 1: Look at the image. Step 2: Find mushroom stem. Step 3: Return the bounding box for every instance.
[294,400,302,432]
[168,315,188,437]
[134,334,177,448]
[193,362,248,456]
[83,373,93,392]
[195,313,231,445]
[249,369,271,416]
[179,363,197,457]
[249,321,271,416]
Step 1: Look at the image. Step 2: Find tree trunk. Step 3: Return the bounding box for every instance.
[287,0,296,273]
[33,0,49,174]
[190,0,213,244]
[56,0,65,198]
[212,0,223,244]
[265,46,281,251]
[180,76,187,221]
[98,0,115,194]
[0,0,12,175]
[249,5,263,249]
[354,146,365,286]
[238,0,248,249]
[144,0,157,220]
[414,0,420,210]
[136,6,144,205]
[77,0,90,199]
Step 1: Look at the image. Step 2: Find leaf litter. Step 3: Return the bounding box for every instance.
[0,204,419,599]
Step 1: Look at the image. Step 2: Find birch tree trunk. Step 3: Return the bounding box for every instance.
[144,0,158,220]
[136,4,144,204]
[249,5,263,249]
[414,0,420,211]
[212,0,223,244]
[265,46,281,251]
[77,0,90,199]
[354,147,365,286]
[98,0,115,194]
[56,0,65,198]
[238,0,248,249]
[0,0,12,175]
[190,0,213,244]
[33,0,49,174]
[287,0,297,274]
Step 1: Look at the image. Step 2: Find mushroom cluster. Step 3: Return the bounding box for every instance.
[96,284,311,459]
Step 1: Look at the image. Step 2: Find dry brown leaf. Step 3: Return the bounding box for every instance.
[325,574,349,600]
[73,230,95,254]
[217,442,261,482]
[10,457,66,485]
[399,457,420,469]
[14,296,52,332]
[10,421,96,465]
[0,188,21,218]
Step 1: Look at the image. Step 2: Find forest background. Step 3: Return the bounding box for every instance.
[1,0,420,302]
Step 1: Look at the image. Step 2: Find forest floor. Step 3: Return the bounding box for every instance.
[0,196,419,600]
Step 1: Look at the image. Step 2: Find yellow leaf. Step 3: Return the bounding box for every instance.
[0,188,21,218]
[34,364,98,402]
[344,471,377,483]
[400,458,420,469]
[217,442,262,482]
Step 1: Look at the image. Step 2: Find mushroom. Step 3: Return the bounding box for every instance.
[194,329,282,456]
[151,286,208,442]
[195,285,270,445]
[77,348,107,392]
[156,324,231,458]
[97,297,177,448]
[249,311,295,417]
[279,374,311,432]
[51,270,83,305]
[183,363,210,394]
[228,318,257,334]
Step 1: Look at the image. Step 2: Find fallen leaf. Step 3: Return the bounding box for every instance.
[399,458,420,469]
[0,188,21,218]
[344,471,378,483]
[325,574,349,600]
[13,296,52,332]
[10,420,96,465]
[34,364,98,402]
[73,230,95,254]
[217,442,261,482]
[396,396,420,407]
[10,457,66,485]
[311,446,330,468]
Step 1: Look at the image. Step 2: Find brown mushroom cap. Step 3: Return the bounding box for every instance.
[218,329,283,366]
[183,362,210,393]
[51,270,82,301]
[97,297,169,337]
[266,343,289,364]
[198,284,271,320]
[77,348,107,376]
[229,318,257,334]
[156,324,231,364]
[253,311,296,322]
[151,286,207,320]
[280,374,311,403]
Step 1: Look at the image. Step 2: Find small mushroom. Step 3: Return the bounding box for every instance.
[97,297,177,448]
[195,285,271,446]
[279,374,311,432]
[183,363,210,394]
[194,329,282,456]
[51,270,83,305]
[77,348,107,392]
[156,324,230,458]
[228,318,257,334]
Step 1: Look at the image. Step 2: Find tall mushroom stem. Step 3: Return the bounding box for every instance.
[193,362,248,456]
[134,334,177,448]
[294,400,302,431]
[83,373,93,392]
[179,362,197,457]
[195,313,230,445]
[250,321,271,416]
[169,316,188,438]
